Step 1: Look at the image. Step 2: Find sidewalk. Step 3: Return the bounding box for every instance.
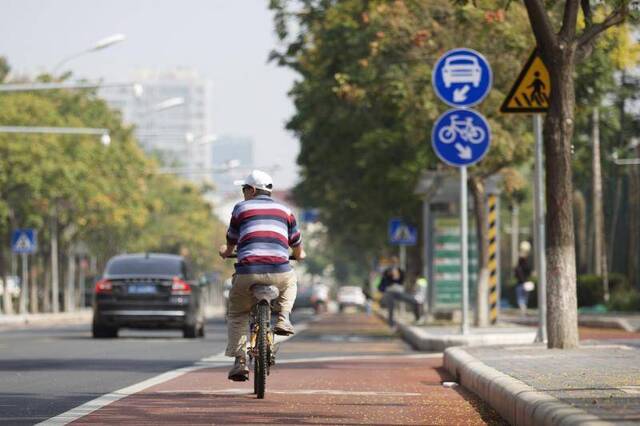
[502,311,640,333]
[0,305,224,330]
[444,343,640,425]
[0,309,93,329]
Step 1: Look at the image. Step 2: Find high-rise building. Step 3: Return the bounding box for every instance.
[99,69,214,184]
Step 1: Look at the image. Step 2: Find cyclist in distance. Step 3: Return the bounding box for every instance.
[219,170,306,382]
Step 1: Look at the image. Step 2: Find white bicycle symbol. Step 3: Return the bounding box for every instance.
[438,115,486,144]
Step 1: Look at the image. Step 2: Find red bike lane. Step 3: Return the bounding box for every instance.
[71,313,506,425]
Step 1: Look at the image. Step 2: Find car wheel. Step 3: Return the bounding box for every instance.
[197,322,205,338]
[338,304,344,313]
[183,324,198,338]
[92,322,118,338]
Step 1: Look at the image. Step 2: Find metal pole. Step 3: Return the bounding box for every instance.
[461,166,469,335]
[399,245,407,277]
[533,114,547,342]
[20,254,28,315]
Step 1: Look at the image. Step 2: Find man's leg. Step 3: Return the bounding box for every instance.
[225,274,254,381]
[272,271,297,335]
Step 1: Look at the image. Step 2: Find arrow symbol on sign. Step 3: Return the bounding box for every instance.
[453,85,470,103]
[455,143,472,160]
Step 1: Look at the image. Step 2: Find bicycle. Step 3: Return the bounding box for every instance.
[226,255,295,399]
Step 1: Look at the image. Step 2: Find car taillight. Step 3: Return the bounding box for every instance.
[95,279,112,294]
[171,277,191,295]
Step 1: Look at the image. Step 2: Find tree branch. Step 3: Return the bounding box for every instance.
[559,0,580,39]
[577,4,629,49]
[523,0,558,51]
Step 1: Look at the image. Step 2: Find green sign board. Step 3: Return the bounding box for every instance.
[432,217,478,309]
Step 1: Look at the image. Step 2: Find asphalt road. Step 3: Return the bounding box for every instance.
[0,316,232,425]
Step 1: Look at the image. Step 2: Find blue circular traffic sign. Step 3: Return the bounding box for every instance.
[432,48,492,108]
[431,109,491,167]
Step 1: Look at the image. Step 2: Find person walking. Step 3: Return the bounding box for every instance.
[514,241,533,315]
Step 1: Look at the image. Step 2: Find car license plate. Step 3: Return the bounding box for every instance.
[128,284,157,294]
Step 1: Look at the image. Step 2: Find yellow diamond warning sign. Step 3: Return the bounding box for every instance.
[500,49,550,113]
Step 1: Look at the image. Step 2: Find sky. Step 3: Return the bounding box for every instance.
[0,0,300,188]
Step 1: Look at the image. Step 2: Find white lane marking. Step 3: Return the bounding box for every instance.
[276,352,442,365]
[156,389,423,397]
[37,323,435,424]
[36,351,227,426]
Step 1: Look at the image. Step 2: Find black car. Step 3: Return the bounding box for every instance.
[92,253,205,339]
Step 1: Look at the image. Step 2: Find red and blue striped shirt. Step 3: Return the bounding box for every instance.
[226,195,302,274]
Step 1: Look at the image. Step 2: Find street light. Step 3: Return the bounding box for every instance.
[0,81,142,98]
[53,33,126,74]
[0,126,111,146]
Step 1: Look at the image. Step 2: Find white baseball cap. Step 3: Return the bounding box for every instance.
[234,169,273,192]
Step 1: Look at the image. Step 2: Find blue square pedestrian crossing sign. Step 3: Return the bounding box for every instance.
[388,219,418,246]
[11,229,37,254]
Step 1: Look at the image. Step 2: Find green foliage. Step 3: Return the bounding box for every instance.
[607,287,640,311]
[0,68,228,276]
[577,273,629,306]
[270,0,535,277]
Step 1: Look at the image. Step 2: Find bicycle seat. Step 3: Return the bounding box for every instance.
[251,284,280,302]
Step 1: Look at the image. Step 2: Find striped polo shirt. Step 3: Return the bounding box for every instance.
[226,195,302,274]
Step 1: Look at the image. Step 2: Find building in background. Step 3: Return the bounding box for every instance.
[99,68,214,184]
[210,135,255,193]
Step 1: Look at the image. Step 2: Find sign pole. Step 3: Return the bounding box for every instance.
[399,245,407,275]
[533,114,547,342]
[460,166,469,335]
[20,253,28,315]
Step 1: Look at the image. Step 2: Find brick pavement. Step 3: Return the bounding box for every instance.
[69,313,507,425]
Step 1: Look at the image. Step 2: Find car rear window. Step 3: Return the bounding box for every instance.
[106,257,183,277]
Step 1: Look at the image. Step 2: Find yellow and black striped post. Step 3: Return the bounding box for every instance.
[488,194,499,324]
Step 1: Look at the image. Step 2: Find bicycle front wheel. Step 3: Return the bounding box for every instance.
[255,302,269,399]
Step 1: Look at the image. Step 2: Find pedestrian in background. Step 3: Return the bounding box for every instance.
[514,241,533,315]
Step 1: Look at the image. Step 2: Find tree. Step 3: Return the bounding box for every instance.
[270,0,534,296]
[456,0,638,348]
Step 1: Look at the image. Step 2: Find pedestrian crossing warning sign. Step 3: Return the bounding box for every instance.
[500,49,550,113]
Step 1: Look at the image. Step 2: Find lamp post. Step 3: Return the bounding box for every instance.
[52,33,126,74]
[0,126,111,146]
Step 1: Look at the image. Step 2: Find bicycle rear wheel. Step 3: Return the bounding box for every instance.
[254,301,269,399]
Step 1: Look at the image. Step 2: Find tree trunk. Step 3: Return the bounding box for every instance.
[469,176,489,327]
[0,246,12,315]
[608,176,622,274]
[542,45,579,349]
[42,253,51,313]
[30,259,39,314]
[591,108,609,300]
[629,152,640,289]
[51,212,60,313]
[573,190,587,274]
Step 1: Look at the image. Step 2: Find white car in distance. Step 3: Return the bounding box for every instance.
[337,286,366,312]
[442,54,482,88]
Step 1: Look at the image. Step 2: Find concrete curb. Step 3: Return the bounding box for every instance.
[503,313,639,333]
[397,322,537,352]
[443,347,613,426]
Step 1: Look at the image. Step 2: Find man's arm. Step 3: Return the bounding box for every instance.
[292,244,306,260]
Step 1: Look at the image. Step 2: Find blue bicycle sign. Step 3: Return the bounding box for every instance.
[437,113,487,145]
[432,109,491,167]
[432,48,492,108]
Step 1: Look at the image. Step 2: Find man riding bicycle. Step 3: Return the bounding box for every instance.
[219,170,305,382]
